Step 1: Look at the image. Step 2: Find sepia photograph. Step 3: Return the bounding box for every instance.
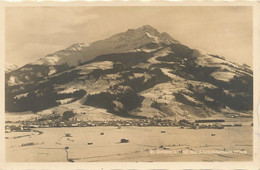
[4,6,255,163]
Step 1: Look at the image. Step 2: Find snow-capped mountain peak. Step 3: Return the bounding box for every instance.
[22,26,178,68]
[105,25,178,46]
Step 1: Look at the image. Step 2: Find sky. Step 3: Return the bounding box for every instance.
[5,6,253,67]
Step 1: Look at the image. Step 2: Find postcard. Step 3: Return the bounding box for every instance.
[1,2,260,169]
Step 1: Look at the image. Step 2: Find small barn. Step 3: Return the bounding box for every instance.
[120,138,129,143]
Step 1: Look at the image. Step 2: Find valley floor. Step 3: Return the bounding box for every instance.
[6,125,252,162]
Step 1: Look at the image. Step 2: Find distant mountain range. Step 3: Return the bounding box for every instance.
[5,63,18,73]
[5,25,253,121]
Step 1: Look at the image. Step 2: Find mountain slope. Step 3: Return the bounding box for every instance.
[5,25,253,121]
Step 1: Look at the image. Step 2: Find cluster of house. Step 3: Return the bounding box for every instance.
[6,118,178,129]
[5,118,245,132]
[5,125,32,133]
[178,119,241,129]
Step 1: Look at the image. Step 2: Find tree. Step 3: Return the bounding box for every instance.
[62,111,75,121]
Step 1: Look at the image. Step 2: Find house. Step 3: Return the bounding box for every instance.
[29,125,39,128]
[120,138,129,143]
[71,124,78,127]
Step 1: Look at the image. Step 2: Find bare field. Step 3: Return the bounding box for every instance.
[6,126,252,162]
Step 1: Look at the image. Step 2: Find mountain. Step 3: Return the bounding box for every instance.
[5,25,178,87]
[5,63,18,73]
[5,25,253,121]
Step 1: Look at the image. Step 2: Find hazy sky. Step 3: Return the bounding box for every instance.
[5,6,252,67]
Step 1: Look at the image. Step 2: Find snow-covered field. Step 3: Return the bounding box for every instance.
[6,126,252,162]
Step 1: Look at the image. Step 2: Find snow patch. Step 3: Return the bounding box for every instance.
[205,96,214,102]
[105,73,121,80]
[8,76,20,86]
[58,87,79,94]
[113,100,124,111]
[67,43,89,52]
[15,92,28,99]
[145,32,159,43]
[133,73,145,78]
[57,98,74,105]
[32,55,61,66]
[20,67,33,71]
[223,90,236,97]
[84,61,113,70]
[48,66,57,76]
[160,68,176,79]
[182,94,199,104]
[210,71,236,82]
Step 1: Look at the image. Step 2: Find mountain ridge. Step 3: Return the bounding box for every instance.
[6,25,179,86]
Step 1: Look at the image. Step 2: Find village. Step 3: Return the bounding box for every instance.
[5,115,248,133]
